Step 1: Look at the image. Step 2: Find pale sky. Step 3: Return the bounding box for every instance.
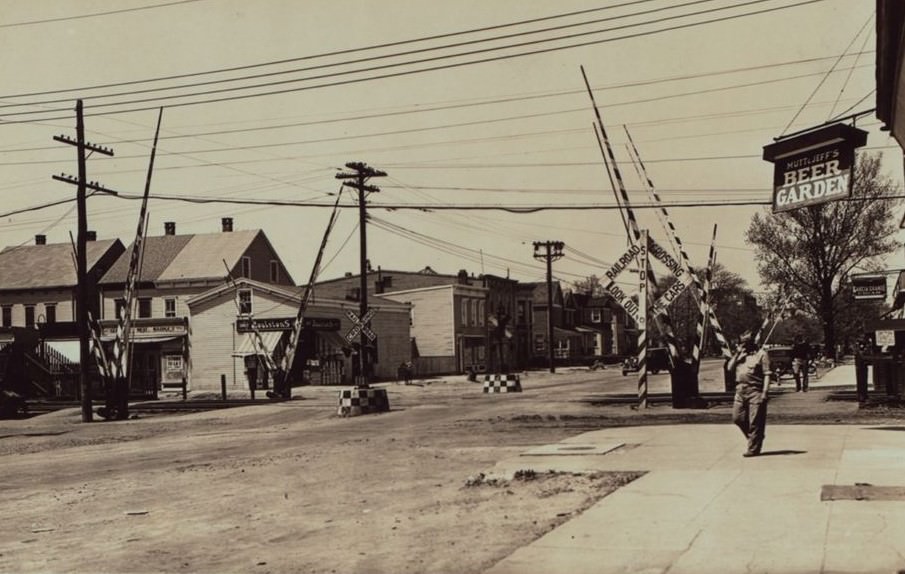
[0,0,896,294]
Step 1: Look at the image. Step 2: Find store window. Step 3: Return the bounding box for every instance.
[590,309,602,323]
[165,355,184,372]
[461,299,468,326]
[477,300,485,326]
[1,306,11,327]
[165,298,177,318]
[534,334,545,352]
[24,305,35,327]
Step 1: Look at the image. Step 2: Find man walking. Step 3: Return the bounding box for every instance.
[728,332,773,457]
[791,335,811,392]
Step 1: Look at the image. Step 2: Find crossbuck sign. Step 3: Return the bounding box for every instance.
[345,308,377,343]
[602,235,693,324]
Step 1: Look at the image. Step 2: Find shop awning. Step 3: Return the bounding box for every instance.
[232,331,283,357]
[100,332,185,344]
[317,330,349,350]
[45,340,81,363]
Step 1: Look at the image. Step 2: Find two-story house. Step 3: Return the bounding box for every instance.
[96,218,296,394]
[0,233,125,395]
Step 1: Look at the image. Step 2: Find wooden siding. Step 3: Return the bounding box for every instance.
[382,289,453,357]
[99,285,204,321]
[229,232,294,286]
[0,288,75,326]
[189,289,411,390]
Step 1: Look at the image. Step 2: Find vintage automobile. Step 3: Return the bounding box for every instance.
[622,347,671,376]
[765,345,816,379]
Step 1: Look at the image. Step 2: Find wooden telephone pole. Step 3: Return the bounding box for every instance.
[533,241,565,373]
[53,100,116,422]
[335,162,386,386]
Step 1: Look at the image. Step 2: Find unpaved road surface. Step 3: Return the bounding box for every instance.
[0,362,892,573]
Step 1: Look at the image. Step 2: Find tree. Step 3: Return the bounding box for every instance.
[572,275,605,296]
[746,153,901,357]
[664,262,763,356]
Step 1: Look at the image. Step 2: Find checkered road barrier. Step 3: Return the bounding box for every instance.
[337,387,390,416]
[482,374,522,393]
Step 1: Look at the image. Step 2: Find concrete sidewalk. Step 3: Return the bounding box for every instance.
[484,414,905,572]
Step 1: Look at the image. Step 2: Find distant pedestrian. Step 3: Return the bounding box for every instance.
[728,332,773,457]
[404,361,413,385]
[791,335,811,392]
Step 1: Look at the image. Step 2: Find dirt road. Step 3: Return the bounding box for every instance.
[0,362,870,573]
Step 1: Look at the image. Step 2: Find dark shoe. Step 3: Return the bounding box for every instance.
[742,451,758,457]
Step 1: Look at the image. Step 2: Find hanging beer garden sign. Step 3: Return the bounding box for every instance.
[762,122,868,213]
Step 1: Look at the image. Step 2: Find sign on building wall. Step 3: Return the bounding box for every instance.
[852,274,887,300]
[236,316,341,332]
[763,123,868,213]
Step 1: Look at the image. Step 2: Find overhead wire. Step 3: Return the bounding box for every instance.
[1,0,664,98]
[0,0,721,109]
[779,13,873,136]
[0,0,831,124]
[0,0,207,29]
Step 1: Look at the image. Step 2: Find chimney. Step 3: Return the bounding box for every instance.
[86,230,97,242]
[35,234,46,245]
[164,221,176,235]
[221,217,233,232]
[457,269,469,285]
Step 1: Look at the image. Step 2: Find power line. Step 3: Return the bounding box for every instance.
[0,78,873,155]
[0,0,830,124]
[0,0,662,98]
[0,0,715,109]
[0,0,208,29]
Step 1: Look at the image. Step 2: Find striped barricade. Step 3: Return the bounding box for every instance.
[337,387,390,416]
[482,374,522,394]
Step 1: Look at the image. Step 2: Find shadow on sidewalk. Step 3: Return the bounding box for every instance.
[863,426,905,431]
[757,449,807,456]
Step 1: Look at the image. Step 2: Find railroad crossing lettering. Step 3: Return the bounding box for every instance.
[649,237,693,315]
[603,241,647,328]
[345,308,377,343]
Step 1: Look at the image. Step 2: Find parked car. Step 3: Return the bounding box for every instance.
[622,347,670,376]
[765,345,816,379]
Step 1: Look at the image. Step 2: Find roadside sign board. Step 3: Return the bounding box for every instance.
[762,123,868,213]
[852,274,887,301]
[876,329,896,347]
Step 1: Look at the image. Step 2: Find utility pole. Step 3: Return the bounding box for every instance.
[53,100,116,422]
[533,241,564,373]
[335,162,386,387]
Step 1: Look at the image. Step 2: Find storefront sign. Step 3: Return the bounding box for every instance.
[852,274,887,300]
[763,123,868,213]
[236,316,341,332]
[237,317,293,332]
[102,323,187,338]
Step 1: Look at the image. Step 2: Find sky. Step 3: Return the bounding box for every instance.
[0,0,897,296]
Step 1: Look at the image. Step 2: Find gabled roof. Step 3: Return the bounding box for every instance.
[100,230,260,284]
[0,239,123,291]
[186,277,410,312]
